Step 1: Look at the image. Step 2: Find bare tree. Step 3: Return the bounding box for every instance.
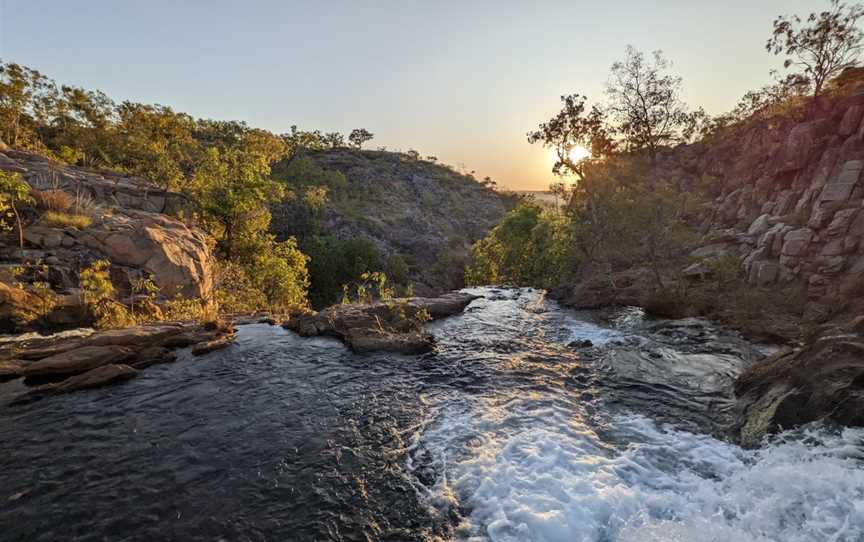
[767,0,864,98]
[605,46,689,164]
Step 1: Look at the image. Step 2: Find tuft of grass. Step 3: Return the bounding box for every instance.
[43,210,92,229]
[32,189,73,212]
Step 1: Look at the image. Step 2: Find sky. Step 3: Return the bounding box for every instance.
[0,0,817,190]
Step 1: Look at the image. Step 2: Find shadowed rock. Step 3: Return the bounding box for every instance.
[38,364,138,394]
[733,325,864,446]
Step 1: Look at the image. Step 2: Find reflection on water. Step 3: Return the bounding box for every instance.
[1,287,862,541]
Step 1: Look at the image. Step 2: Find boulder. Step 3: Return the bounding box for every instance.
[80,211,213,298]
[18,345,133,377]
[129,347,177,369]
[84,324,184,347]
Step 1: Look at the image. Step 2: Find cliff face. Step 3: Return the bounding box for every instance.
[0,149,214,301]
[660,81,864,322]
[272,149,512,295]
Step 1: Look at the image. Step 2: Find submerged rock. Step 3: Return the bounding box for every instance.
[191,333,235,356]
[284,292,477,353]
[37,364,138,394]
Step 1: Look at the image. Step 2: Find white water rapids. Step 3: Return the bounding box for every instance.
[409,289,864,542]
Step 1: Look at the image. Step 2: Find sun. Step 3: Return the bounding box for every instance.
[568,145,591,162]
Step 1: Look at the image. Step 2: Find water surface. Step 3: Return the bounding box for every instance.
[1,288,862,541]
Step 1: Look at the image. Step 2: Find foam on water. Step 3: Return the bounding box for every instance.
[415,400,864,542]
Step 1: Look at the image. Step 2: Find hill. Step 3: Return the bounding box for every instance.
[270,148,513,301]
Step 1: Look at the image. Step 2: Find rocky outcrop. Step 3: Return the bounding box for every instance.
[284,292,478,353]
[661,82,864,321]
[0,148,215,302]
[19,345,134,377]
[0,148,188,214]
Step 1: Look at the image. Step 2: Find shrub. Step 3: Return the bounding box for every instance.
[43,210,92,229]
[79,259,136,328]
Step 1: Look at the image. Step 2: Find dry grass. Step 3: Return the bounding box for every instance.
[32,189,73,213]
[43,211,92,229]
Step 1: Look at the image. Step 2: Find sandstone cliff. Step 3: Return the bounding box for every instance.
[0,149,214,305]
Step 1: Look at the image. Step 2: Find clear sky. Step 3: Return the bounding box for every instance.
[0,0,817,190]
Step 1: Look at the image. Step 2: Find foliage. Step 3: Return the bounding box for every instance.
[245,236,310,312]
[79,259,136,328]
[162,295,209,321]
[348,128,374,149]
[43,210,92,229]
[80,259,115,304]
[767,0,864,97]
[465,203,576,288]
[192,146,286,259]
[0,170,32,248]
[32,188,72,212]
[306,235,384,308]
[215,261,268,314]
[467,159,704,290]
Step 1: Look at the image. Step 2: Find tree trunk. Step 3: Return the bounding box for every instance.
[11,200,23,250]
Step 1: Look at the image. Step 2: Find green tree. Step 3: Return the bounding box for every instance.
[768,0,864,98]
[193,146,286,260]
[466,203,574,288]
[348,128,374,149]
[0,61,56,148]
[0,171,32,249]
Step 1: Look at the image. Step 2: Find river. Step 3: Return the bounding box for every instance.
[1,288,863,541]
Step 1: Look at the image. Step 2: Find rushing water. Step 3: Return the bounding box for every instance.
[1,288,863,541]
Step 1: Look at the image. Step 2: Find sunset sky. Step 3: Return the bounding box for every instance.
[1,0,816,190]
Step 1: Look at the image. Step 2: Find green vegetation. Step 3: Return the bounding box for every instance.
[0,170,32,249]
[43,210,91,229]
[0,58,409,315]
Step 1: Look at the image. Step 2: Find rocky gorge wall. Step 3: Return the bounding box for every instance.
[0,147,214,304]
[661,82,864,322]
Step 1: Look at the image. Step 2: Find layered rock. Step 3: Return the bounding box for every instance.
[3,321,235,400]
[661,84,864,320]
[284,292,478,353]
[0,148,214,302]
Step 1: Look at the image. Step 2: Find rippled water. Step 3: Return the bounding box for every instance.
[1,288,863,541]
